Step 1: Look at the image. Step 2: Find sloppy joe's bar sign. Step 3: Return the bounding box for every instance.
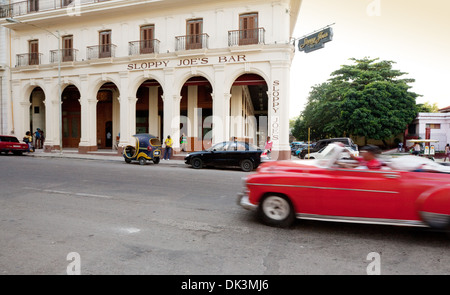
[298,27,333,53]
[127,55,247,71]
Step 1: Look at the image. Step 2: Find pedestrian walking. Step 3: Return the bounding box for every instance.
[163,135,173,160]
[264,136,273,154]
[180,133,187,152]
[34,128,42,149]
[39,128,45,148]
[444,144,450,162]
[23,131,34,152]
[412,143,421,156]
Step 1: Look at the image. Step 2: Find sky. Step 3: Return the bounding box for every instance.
[289,0,450,118]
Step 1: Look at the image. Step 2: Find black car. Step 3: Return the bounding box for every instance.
[298,137,358,159]
[185,141,263,172]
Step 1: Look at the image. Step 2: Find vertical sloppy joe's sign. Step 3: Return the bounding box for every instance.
[272,80,280,141]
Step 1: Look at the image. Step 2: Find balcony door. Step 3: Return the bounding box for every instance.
[140,25,155,54]
[186,19,203,50]
[28,0,39,12]
[99,30,112,58]
[239,13,258,45]
[29,40,39,65]
[62,35,74,62]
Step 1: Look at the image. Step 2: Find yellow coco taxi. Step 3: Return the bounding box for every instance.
[123,134,162,165]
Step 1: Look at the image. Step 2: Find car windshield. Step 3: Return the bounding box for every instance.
[0,136,19,143]
[207,141,259,152]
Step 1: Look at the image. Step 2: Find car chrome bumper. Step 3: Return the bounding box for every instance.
[237,192,257,211]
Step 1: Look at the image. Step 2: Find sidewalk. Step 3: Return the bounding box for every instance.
[27,148,187,166]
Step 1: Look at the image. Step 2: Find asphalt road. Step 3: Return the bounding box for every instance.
[0,155,449,275]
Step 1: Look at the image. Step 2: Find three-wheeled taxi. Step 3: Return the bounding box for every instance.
[123,134,162,165]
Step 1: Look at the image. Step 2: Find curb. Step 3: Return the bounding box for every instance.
[25,150,187,166]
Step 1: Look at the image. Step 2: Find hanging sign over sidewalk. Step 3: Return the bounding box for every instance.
[298,27,333,53]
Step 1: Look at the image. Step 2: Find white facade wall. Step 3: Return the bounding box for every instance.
[0,0,7,134]
[1,0,301,159]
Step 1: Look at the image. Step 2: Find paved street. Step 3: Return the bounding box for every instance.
[0,154,449,275]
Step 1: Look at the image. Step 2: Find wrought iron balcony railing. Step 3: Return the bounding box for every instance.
[87,44,116,60]
[50,48,79,63]
[175,33,209,51]
[0,0,111,18]
[228,28,265,46]
[16,53,43,66]
[129,39,160,56]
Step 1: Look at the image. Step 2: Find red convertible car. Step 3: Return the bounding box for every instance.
[238,144,450,229]
[0,135,29,155]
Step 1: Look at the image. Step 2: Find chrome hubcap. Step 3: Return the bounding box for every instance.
[263,196,290,221]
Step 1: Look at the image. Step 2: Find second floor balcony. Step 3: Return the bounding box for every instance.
[129,39,160,56]
[16,52,43,66]
[0,0,111,18]
[175,34,209,51]
[50,49,79,63]
[228,28,265,47]
[87,44,117,60]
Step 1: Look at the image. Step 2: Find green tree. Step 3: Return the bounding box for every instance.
[416,102,439,113]
[293,58,419,145]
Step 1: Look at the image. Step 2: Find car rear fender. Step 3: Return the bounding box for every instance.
[416,184,450,229]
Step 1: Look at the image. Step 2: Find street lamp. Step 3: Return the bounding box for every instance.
[6,18,63,155]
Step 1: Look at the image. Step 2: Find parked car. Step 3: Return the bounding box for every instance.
[0,135,29,155]
[185,141,263,172]
[123,134,162,165]
[299,137,357,159]
[304,144,359,160]
[294,143,314,157]
[238,143,450,229]
[290,142,304,155]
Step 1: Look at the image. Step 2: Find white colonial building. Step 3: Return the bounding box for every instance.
[0,0,301,159]
[409,107,450,151]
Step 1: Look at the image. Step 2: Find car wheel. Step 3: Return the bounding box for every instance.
[191,157,203,169]
[153,157,160,164]
[139,157,147,165]
[125,158,132,164]
[240,159,254,172]
[258,194,295,228]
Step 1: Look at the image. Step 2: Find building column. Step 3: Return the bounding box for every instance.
[148,86,159,137]
[78,96,97,153]
[78,75,99,153]
[187,85,198,151]
[212,64,230,144]
[230,86,244,141]
[269,60,291,160]
[211,92,231,144]
[162,68,181,151]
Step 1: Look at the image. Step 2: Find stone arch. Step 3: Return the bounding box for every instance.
[228,72,269,148]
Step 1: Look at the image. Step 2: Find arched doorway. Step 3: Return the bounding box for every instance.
[62,85,81,148]
[180,76,213,152]
[97,82,119,150]
[136,79,164,139]
[230,74,268,148]
[29,87,45,149]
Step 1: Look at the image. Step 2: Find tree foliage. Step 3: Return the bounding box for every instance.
[293,58,419,143]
